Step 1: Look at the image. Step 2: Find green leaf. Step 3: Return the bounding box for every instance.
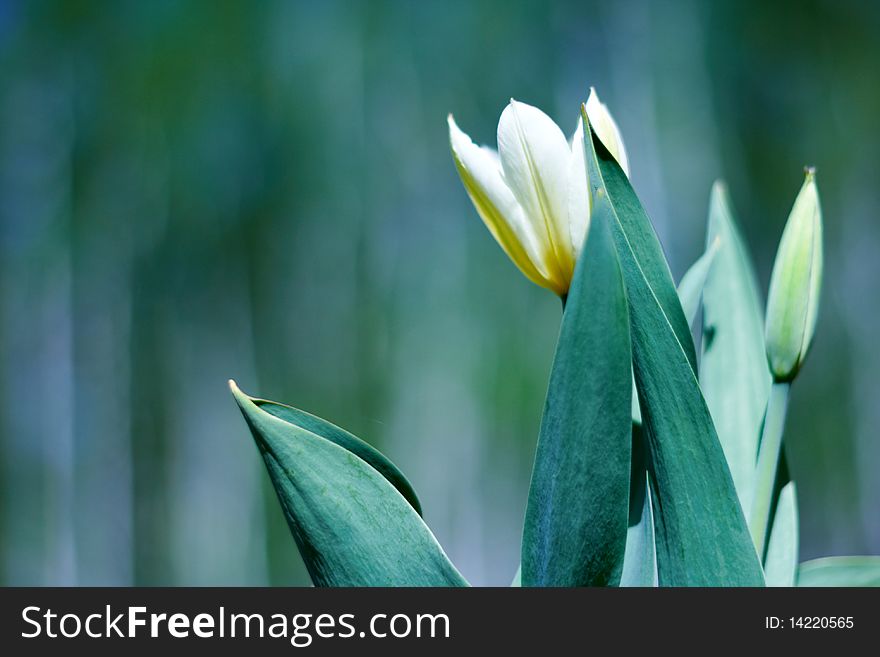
[230,382,467,587]
[620,423,658,587]
[764,482,798,586]
[749,382,791,554]
[250,397,422,515]
[764,466,798,587]
[631,244,718,427]
[700,182,770,512]
[797,557,880,587]
[522,209,631,587]
[582,106,764,586]
[677,236,720,327]
[630,380,642,426]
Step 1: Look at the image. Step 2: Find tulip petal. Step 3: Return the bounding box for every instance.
[497,100,575,289]
[568,117,591,257]
[586,87,630,177]
[448,115,554,290]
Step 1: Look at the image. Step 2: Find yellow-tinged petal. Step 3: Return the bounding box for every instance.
[447,115,557,291]
[497,99,575,290]
[586,87,630,177]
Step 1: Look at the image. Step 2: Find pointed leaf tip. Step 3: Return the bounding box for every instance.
[229,384,424,516]
[231,388,464,586]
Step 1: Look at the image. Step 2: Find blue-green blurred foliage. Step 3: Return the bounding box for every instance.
[1,0,877,585]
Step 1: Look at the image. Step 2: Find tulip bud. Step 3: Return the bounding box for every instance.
[764,168,823,382]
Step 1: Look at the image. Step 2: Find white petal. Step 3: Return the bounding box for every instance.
[586,87,630,177]
[447,115,553,289]
[497,100,575,288]
[568,117,591,257]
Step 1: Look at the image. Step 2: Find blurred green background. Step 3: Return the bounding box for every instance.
[1,0,877,586]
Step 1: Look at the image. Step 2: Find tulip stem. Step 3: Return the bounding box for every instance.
[749,381,790,558]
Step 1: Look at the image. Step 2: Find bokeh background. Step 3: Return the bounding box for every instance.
[1,0,878,586]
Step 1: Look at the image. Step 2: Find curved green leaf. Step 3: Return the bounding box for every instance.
[764,479,798,587]
[590,162,697,375]
[250,397,422,515]
[582,106,764,586]
[230,382,467,587]
[522,210,631,587]
[677,236,720,327]
[631,245,717,428]
[620,423,658,587]
[798,557,880,587]
[700,182,771,509]
[700,182,770,512]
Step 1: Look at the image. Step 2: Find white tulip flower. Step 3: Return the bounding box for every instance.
[449,88,629,296]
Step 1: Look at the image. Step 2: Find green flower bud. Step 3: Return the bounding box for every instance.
[765,168,823,382]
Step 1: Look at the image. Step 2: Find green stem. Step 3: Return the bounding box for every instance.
[749,381,790,556]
